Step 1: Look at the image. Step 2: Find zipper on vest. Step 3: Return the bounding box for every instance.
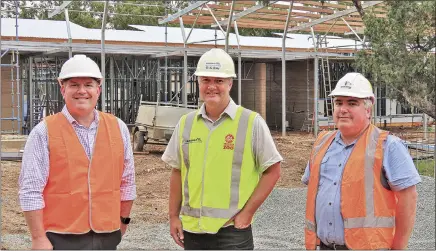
[199,127,216,231]
[88,125,99,231]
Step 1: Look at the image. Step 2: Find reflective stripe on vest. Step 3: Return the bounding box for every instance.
[343,127,394,229]
[180,108,252,219]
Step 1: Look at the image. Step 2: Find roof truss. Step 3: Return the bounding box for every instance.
[162,0,387,37]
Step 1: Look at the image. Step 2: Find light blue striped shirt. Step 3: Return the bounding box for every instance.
[301,130,421,246]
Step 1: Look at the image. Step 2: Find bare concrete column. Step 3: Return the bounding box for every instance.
[254,63,267,119]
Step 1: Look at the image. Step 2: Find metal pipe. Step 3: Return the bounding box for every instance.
[110,57,114,114]
[187,38,225,45]
[185,4,205,43]
[101,0,108,112]
[311,27,319,136]
[29,57,34,131]
[164,1,168,102]
[205,4,226,37]
[234,21,242,105]
[341,17,363,43]
[1,49,10,58]
[423,113,427,140]
[179,17,188,107]
[225,0,236,52]
[281,1,294,136]
[65,9,72,58]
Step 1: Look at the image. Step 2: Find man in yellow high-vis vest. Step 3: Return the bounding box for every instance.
[162,48,283,250]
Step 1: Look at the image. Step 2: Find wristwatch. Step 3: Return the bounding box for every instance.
[120,216,131,225]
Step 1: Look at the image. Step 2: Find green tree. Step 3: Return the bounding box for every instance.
[355,0,435,118]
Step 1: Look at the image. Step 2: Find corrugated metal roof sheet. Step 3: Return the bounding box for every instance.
[1,18,364,49]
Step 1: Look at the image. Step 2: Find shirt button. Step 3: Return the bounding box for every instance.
[334,182,337,185]
[339,163,341,167]
[329,222,332,226]
[329,202,332,205]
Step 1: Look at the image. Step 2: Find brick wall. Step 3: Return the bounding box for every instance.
[230,59,315,131]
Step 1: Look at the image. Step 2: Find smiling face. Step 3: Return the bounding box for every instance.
[198,76,233,108]
[333,96,372,136]
[60,77,101,117]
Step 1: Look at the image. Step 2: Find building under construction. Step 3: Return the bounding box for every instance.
[0,0,432,139]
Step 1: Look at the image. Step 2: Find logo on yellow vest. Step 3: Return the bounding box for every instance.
[223,134,235,150]
[184,137,202,144]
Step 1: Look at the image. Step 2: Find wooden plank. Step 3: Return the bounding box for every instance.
[220,0,256,5]
[206,3,322,19]
[233,21,352,34]
[191,10,311,23]
[294,0,348,10]
[324,20,364,27]
[271,3,335,14]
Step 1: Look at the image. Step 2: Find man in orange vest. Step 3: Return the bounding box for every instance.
[18,55,136,250]
[302,73,421,250]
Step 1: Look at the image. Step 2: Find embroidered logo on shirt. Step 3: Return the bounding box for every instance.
[184,137,202,144]
[223,134,235,150]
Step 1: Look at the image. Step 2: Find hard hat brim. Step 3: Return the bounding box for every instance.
[58,73,103,81]
[194,71,236,78]
[328,91,374,99]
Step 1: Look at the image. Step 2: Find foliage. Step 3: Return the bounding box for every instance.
[415,160,435,177]
[354,0,435,118]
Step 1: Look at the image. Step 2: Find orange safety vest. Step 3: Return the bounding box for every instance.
[43,111,124,234]
[305,124,396,250]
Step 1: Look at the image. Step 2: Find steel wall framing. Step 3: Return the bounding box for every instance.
[1,0,374,137]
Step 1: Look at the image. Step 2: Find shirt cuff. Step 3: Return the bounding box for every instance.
[19,198,45,212]
[389,175,422,192]
[121,185,137,201]
[161,155,180,169]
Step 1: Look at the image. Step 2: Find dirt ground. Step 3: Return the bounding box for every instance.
[1,131,315,237]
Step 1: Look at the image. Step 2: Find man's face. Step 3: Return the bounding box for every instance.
[60,77,101,115]
[198,76,232,106]
[333,96,371,134]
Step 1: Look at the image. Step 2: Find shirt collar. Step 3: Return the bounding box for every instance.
[334,131,357,147]
[61,105,99,125]
[197,99,239,120]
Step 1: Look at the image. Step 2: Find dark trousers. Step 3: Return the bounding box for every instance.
[319,242,349,250]
[46,230,122,250]
[183,225,254,250]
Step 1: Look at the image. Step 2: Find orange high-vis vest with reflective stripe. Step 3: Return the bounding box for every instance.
[43,111,124,234]
[305,124,396,250]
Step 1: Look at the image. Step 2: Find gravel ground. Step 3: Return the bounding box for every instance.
[2,176,434,250]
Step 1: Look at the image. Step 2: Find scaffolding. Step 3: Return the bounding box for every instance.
[1,0,393,137]
[1,0,22,134]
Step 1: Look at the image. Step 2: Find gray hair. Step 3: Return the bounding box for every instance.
[363,98,373,109]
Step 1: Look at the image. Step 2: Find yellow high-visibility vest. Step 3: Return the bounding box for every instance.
[178,106,259,234]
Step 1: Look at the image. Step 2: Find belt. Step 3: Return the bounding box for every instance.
[320,242,349,250]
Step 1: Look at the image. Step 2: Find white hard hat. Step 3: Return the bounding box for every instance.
[58,54,103,81]
[194,48,236,78]
[329,72,375,99]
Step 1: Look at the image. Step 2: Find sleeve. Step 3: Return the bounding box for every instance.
[161,121,182,169]
[18,121,50,211]
[301,161,310,185]
[252,114,284,173]
[118,119,137,201]
[383,135,422,192]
